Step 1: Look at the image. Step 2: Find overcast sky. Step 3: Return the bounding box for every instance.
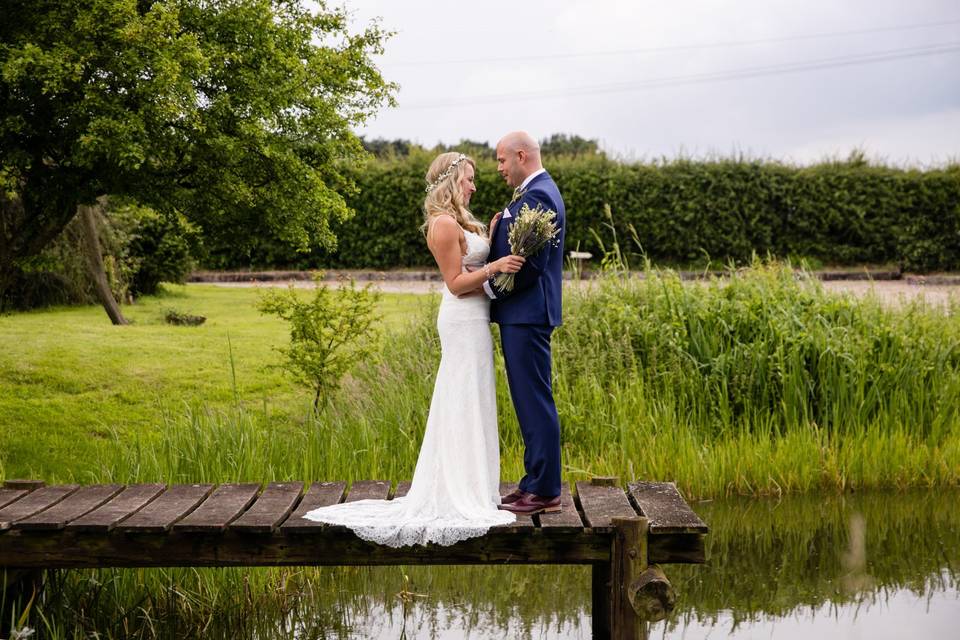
[340,0,960,166]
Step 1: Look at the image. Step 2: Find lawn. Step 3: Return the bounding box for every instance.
[0,284,425,481]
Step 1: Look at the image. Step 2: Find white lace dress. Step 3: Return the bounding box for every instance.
[303,229,516,546]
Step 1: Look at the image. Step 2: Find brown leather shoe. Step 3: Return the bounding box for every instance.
[500,488,528,504]
[497,493,561,515]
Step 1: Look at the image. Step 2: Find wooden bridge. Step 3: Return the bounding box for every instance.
[1,477,707,639]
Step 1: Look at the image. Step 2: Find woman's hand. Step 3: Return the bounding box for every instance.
[489,212,502,240]
[490,255,525,274]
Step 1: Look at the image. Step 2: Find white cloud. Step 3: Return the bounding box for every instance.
[341,0,960,165]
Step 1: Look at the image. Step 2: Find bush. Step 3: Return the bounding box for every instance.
[202,154,960,273]
[3,202,199,310]
[112,204,200,296]
[257,275,381,412]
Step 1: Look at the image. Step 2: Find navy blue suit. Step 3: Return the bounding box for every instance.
[487,171,565,498]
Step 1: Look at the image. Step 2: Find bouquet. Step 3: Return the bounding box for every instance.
[492,202,561,292]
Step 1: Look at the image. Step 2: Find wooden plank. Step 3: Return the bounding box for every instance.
[15,484,123,531]
[0,528,611,568]
[0,489,27,510]
[66,484,166,532]
[0,484,78,530]
[343,480,390,502]
[396,480,537,528]
[3,480,46,492]
[648,532,706,564]
[174,483,261,532]
[117,484,213,533]
[280,481,346,533]
[537,483,583,529]
[230,482,304,533]
[627,481,708,534]
[393,481,411,498]
[493,482,533,530]
[575,482,638,531]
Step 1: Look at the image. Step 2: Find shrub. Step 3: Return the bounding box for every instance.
[257,275,381,412]
[202,155,960,273]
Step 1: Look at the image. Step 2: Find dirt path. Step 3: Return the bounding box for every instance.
[205,277,958,307]
[819,280,958,307]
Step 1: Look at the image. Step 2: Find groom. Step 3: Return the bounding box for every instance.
[484,131,566,516]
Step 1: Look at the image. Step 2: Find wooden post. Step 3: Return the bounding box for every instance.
[630,564,675,622]
[2,480,45,492]
[592,562,612,639]
[610,516,649,640]
[590,476,619,487]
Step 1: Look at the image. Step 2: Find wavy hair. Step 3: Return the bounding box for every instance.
[422,152,485,238]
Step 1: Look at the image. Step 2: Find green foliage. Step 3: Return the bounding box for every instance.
[111,203,200,296]
[0,0,395,292]
[539,133,603,158]
[256,275,381,412]
[209,155,960,273]
[4,201,199,309]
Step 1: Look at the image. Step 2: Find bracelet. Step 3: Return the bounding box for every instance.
[483,264,492,279]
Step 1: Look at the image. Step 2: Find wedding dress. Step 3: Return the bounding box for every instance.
[303,229,516,546]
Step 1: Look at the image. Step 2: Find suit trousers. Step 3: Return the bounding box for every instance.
[499,323,562,498]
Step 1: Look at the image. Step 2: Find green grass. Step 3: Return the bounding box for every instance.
[3,267,960,495]
[554,262,960,497]
[0,284,423,481]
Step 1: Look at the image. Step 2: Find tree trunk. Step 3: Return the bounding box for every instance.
[78,200,129,325]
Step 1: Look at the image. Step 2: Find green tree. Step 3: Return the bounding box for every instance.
[361,136,416,159]
[539,133,603,158]
[0,0,395,319]
[257,275,381,413]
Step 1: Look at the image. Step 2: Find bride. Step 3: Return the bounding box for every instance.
[304,152,524,546]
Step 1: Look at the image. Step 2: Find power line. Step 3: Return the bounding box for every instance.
[386,17,960,67]
[400,41,960,109]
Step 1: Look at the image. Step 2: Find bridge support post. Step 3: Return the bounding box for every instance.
[591,561,612,639]
[610,516,649,639]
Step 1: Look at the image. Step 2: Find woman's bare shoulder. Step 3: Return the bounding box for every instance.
[427,214,461,240]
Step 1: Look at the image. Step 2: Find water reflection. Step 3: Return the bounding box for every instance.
[660,576,958,640]
[297,490,959,639]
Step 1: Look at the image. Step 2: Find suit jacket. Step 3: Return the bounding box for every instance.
[488,171,565,327]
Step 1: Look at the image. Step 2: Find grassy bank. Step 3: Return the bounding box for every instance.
[2,265,959,495]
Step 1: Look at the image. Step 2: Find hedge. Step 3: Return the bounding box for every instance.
[203,153,960,272]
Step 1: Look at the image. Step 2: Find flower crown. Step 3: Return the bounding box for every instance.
[425,154,468,193]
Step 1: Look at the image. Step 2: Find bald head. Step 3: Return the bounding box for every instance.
[496,131,543,188]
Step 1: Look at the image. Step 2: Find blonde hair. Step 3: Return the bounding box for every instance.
[422,152,485,238]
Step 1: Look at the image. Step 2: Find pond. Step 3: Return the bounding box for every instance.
[266,489,959,639]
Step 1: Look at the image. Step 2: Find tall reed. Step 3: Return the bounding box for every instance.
[94,261,960,499]
[553,260,960,497]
